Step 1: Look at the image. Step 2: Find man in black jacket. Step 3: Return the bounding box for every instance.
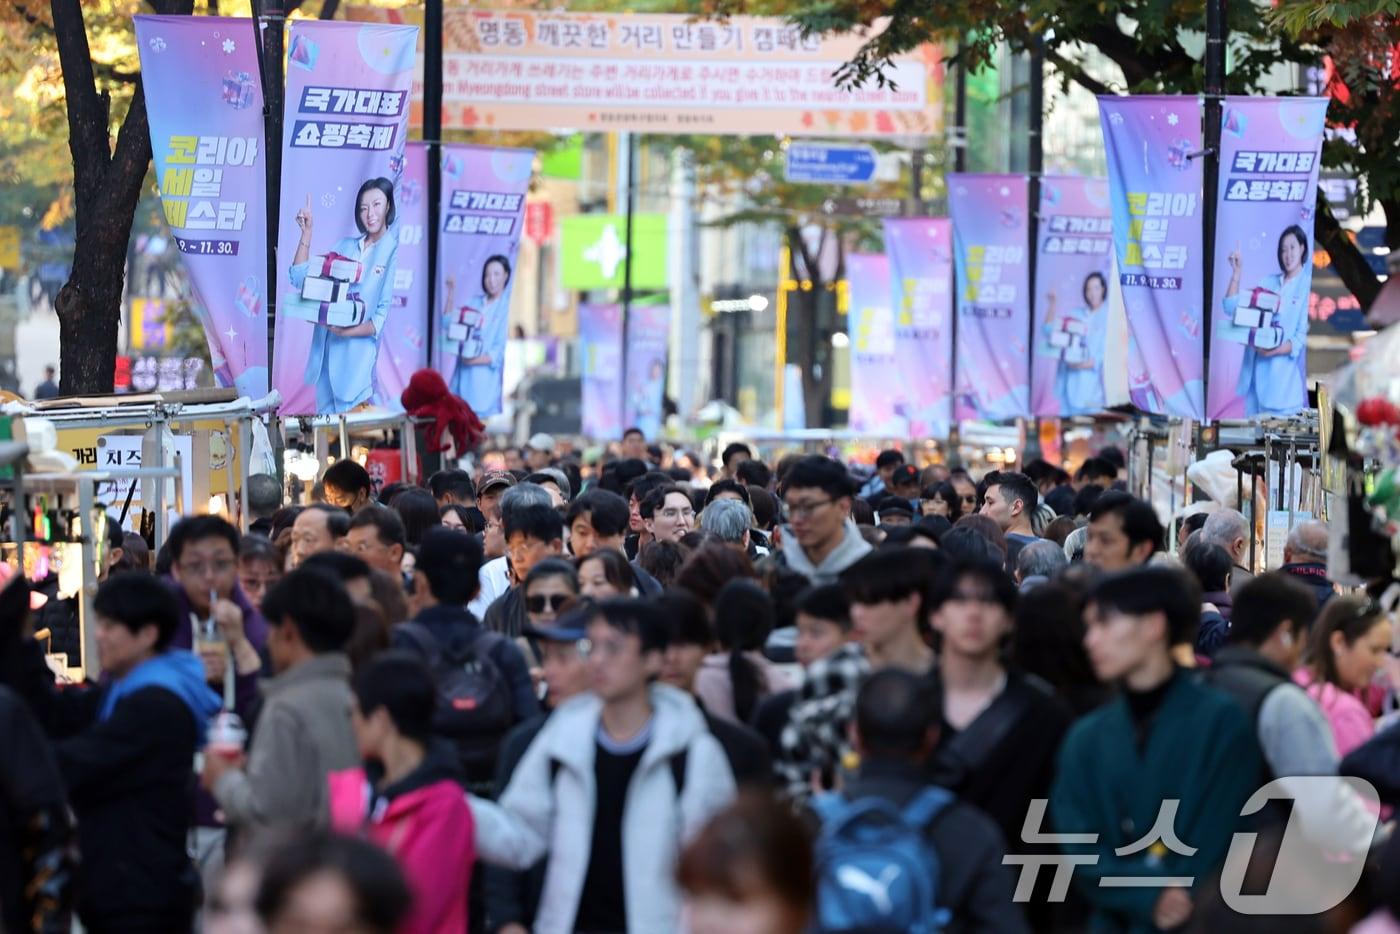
[0,682,75,933]
[0,573,219,933]
[820,668,1029,933]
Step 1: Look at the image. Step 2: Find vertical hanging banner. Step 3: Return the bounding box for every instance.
[135,16,267,399]
[432,145,534,419]
[947,174,1031,421]
[883,219,953,438]
[375,141,429,410]
[1032,177,1116,417]
[623,304,670,437]
[1099,95,1205,420]
[1209,97,1328,420]
[272,20,417,416]
[847,253,900,434]
[579,303,623,439]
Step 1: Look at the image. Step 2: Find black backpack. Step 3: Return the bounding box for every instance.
[397,622,516,785]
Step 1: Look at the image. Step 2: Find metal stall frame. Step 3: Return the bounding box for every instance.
[284,410,425,487]
[30,397,275,535]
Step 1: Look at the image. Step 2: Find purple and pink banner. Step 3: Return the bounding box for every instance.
[1099,95,1205,420]
[947,174,1031,421]
[135,16,268,399]
[883,219,953,438]
[580,303,623,439]
[1208,97,1327,420]
[272,20,417,415]
[1032,176,1115,417]
[847,253,901,434]
[623,304,670,438]
[375,141,429,410]
[431,144,534,420]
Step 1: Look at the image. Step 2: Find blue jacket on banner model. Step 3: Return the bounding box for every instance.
[1043,272,1109,415]
[443,255,512,418]
[289,181,400,413]
[1220,229,1309,417]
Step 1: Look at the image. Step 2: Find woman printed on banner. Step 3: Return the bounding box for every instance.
[1043,270,1109,415]
[1222,225,1310,416]
[443,254,512,417]
[289,177,400,413]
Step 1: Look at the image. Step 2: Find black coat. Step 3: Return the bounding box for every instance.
[1,639,201,932]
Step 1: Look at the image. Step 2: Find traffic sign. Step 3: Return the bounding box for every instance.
[785,142,878,185]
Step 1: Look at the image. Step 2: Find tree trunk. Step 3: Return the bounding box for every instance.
[1314,192,1382,310]
[51,0,194,395]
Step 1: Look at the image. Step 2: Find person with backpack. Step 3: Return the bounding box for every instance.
[810,668,1029,934]
[395,527,539,795]
[204,567,359,836]
[1205,573,1381,856]
[469,598,735,934]
[328,651,474,934]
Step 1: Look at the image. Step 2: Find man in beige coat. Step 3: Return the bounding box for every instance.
[203,566,359,832]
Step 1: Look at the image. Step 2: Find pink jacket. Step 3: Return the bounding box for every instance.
[328,764,475,934]
[1293,669,1376,759]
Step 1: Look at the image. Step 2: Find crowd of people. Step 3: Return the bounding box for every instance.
[0,428,1398,933]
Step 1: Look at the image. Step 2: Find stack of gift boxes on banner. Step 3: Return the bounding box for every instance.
[286,253,366,329]
[443,302,484,361]
[1048,317,1090,365]
[1226,287,1284,349]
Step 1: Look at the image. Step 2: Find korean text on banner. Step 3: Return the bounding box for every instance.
[579,303,623,439]
[1098,96,1205,420]
[376,141,430,411]
[1032,177,1116,418]
[343,7,941,137]
[432,145,534,420]
[624,304,670,438]
[1209,97,1328,420]
[883,219,953,438]
[947,174,1031,421]
[135,16,268,399]
[272,20,418,416]
[847,254,901,434]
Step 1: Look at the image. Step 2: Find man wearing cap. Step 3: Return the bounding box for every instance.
[886,464,922,510]
[525,433,556,472]
[481,602,596,934]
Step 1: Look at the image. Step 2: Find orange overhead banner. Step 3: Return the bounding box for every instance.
[344,8,942,137]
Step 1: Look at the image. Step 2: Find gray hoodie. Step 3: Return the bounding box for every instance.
[779,519,873,584]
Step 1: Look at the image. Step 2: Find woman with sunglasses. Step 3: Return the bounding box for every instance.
[1294,596,1394,757]
[523,559,580,633]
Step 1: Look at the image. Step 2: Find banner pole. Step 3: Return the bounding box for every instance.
[1024,39,1044,461]
[424,0,443,406]
[1200,0,1227,447]
[946,48,967,468]
[620,132,637,433]
[255,0,285,490]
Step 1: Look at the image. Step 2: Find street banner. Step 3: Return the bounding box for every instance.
[135,16,268,399]
[579,303,623,439]
[623,303,670,438]
[847,253,901,434]
[1099,95,1205,420]
[272,20,417,415]
[432,144,534,419]
[1032,176,1116,417]
[375,141,429,411]
[883,218,953,438]
[1208,97,1328,420]
[344,7,941,137]
[947,174,1031,421]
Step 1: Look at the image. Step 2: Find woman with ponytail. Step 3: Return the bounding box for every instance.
[694,578,792,725]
